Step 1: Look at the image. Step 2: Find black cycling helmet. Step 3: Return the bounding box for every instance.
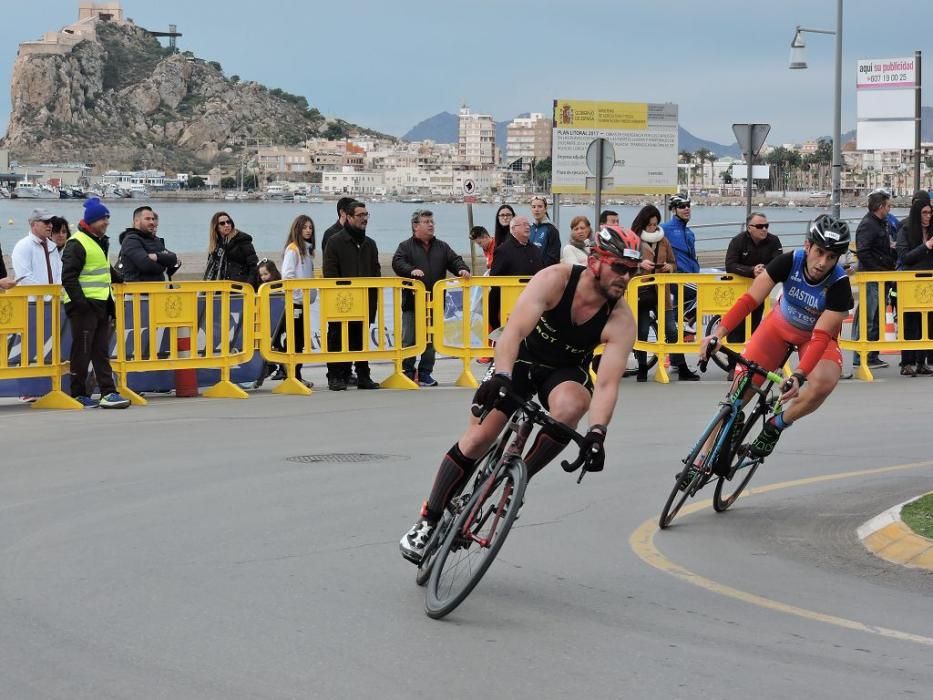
[807,214,851,253]
[669,194,691,211]
[592,225,642,266]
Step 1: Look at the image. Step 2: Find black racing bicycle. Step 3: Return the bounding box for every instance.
[419,393,596,620]
[658,341,792,528]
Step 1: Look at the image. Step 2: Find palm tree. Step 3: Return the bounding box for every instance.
[694,148,711,189]
[679,150,693,188]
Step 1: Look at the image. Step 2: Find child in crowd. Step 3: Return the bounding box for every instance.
[252,258,284,388]
[258,259,281,283]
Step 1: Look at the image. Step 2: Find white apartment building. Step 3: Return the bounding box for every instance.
[458,105,496,169]
[321,167,386,196]
[506,112,551,168]
[100,169,165,186]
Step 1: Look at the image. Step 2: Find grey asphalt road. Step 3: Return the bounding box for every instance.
[0,358,930,699]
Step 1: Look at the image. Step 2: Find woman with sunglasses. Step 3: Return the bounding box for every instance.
[723,212,784,379]
[631,204,697,382]
[204,211,260,288]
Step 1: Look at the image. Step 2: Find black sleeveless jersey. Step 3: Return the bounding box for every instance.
[520,265,616,368]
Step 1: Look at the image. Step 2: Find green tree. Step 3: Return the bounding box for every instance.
[242,174,258,190]
[678,150,693,187]
[188,175,206,189]
[694,148,711,189]
[221,176,237,189]
[323,122,348,140]
[766,146,803,193]
[534,157,552,190]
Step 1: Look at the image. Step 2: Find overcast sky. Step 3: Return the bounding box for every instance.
[0,0,928,146]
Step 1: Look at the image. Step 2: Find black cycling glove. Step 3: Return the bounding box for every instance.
[472,372,512,414]
[581,426,606,472]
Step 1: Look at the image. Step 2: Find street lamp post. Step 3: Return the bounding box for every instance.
[789,0,843,219]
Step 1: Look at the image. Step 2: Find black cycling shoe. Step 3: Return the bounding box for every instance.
[750,420,782,458]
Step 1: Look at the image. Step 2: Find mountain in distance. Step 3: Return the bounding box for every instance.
[401,111,526,148]
[678,127,741,158]
[824,106,932,145]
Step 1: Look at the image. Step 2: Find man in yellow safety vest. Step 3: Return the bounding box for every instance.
[61,198,130,409]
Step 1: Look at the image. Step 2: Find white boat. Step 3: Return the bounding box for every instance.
[0,186,10,198]
[12,183,58,199]
[128,184,150,198]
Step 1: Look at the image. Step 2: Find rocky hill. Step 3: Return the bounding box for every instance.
[1,19,388,171]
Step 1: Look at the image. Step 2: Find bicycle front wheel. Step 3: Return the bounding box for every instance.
[425,457,527,619]
[659,405,730,529]
[712,406,763,512]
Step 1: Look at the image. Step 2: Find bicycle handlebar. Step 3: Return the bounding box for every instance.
[700,338,788,388]
[471,389,593,483]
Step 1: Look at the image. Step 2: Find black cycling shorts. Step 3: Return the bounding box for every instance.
[481,356,593,416]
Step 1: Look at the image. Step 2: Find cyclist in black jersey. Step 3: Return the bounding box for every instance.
[400,225,640,563]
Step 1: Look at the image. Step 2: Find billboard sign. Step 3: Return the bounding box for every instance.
[856,56,918,151]
[551,100,678,195]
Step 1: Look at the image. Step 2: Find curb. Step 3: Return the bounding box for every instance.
[857,496,933,572]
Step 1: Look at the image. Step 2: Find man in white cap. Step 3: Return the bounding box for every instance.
[11,208,61,285]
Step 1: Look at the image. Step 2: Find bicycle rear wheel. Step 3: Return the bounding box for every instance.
[659,405,730,529]
[425,457,527,619]
[712,406,763,512]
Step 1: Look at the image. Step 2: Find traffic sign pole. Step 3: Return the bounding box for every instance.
[732,123,771,222]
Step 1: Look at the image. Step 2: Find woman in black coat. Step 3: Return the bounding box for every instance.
[204,211,260,288]
[895,196,933,375]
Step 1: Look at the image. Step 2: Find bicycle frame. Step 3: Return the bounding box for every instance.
[710,347,791,467]
[460,408,536,546]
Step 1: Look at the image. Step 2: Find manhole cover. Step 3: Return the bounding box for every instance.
[286,453,397,464]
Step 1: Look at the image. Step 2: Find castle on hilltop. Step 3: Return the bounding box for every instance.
[17,2,129,57]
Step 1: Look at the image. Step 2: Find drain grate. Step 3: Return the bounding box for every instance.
[286,453,398,464]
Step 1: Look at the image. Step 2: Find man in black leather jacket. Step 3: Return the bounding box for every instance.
[117,206,180,282]
[852,190,896,369]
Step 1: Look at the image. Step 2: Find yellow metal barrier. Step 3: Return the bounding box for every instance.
[842,271,933,381]
[626,274,768,383]
[112,281,255,404]
[0,285,80,409]
[255,277,427,394]
[431,276,532,388]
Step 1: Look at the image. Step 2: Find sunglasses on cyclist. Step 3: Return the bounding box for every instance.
[608,261,638,275]
[749,223,769,230]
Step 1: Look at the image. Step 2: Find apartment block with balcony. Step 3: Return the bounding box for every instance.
[458,105,496,169]
[506,112,551,172]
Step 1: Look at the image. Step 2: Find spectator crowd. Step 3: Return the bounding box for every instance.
[2,189,932,406]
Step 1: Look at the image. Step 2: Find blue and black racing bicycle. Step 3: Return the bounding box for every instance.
[659,340,793,528]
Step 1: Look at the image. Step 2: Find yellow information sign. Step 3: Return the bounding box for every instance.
[553,100,648,130]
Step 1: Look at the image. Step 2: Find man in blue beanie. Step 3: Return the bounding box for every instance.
[60,198,130,408]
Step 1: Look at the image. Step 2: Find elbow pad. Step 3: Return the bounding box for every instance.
[798,328,832,376]
[719,293,759,335]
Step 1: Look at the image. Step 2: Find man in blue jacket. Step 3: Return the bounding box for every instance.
[660,194,700,380]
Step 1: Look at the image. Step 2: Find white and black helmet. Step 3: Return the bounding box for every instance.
[669,194,691,210]
[807,214,851,253]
